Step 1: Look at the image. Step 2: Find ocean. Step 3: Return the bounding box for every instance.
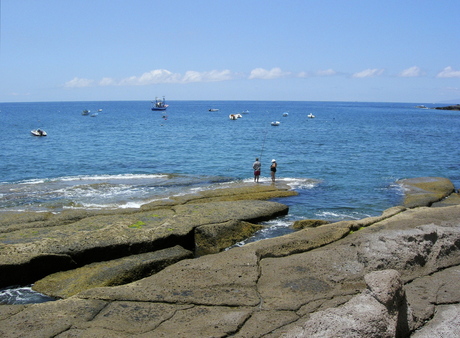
[1,100,460,303]
[1,100,460,226]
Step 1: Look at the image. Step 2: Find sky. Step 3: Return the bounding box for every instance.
[1,0,460,103]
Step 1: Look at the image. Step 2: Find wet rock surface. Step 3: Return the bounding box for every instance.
[1,177,460,337]
[0,184,293,288]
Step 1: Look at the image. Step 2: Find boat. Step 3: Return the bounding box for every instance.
[31,129,47,136]
[151,96,168,111]
[271,121,280,126]
[415,105,428,109]
[98,109,103,112]
[283,112,289,117]
[229,114,242,120]
[208,108,219,112]
[241,110,250,114]
[307,113,315,118]
[91,113,98,117]
[82,109,90,115]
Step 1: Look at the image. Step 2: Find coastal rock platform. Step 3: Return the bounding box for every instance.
[1,177,460,337]
[0,184,294,289]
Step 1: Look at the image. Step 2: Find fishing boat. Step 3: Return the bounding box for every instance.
[31,129,47,136]
[271,121,280,126]
[283,112,288,117]
[151,97,168,111]
[307,113,315,118]
[82,109,90,115]
[208,108,219,112]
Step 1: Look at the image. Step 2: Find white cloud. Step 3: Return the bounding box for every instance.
[352,68,384,78]
[436,66,460,78]
[398,66,422,77]
[317,69,337,76]
[66,69,235,88]
[119,69,181,85]
[181,69,233,83]
[99,77,117,86]
[249,67,290,80]
[64,77,94,88]
[297,71,310,78]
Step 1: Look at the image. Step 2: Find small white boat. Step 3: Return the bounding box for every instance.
[229,114,242,120]
[283,112,289,117]
[271,121,280,126]
[91,113,98,117]
[31,129,47,136]
[98,109,103,112]
[208,108,219,112]
[82,109,90,115]
[307,113,315,118]
[241,110,250,114]
[415,105,428,109]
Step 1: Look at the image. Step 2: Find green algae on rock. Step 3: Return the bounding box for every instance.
[397,177,455,208]
[0,184,292,289]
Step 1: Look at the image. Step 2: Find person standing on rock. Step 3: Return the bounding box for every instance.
[253,158,261,182]
[270,159,277,182]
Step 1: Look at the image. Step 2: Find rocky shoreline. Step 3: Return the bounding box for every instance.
[434,104,460,110]
[1,177,460,336]
[0,184,295,289]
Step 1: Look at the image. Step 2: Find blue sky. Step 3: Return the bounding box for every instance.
[1,0,459,103]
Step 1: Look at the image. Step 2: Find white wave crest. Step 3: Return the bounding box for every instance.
[18,173,169,185]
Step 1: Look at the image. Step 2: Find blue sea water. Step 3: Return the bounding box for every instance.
[1,100,460,303]
[1,100,460,224]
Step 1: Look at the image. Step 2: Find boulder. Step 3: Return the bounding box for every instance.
[405,265,460,328]
[397,177,455,207]
[292,219,329,229]
[195,220,263,256]
[32,245,193,298]
[432,192,460,207]
[411,304,460,337]
[282,270,411,337]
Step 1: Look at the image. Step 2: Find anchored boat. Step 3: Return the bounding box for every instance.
[31,129,47,136]
[229,114,242,120]
[151,97,168,111]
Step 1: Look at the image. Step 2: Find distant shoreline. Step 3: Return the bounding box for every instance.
[434,104,460,110]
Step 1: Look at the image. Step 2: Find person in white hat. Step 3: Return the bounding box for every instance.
[270,159,277,182]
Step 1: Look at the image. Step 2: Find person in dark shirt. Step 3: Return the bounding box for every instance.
[270,159,277,182]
